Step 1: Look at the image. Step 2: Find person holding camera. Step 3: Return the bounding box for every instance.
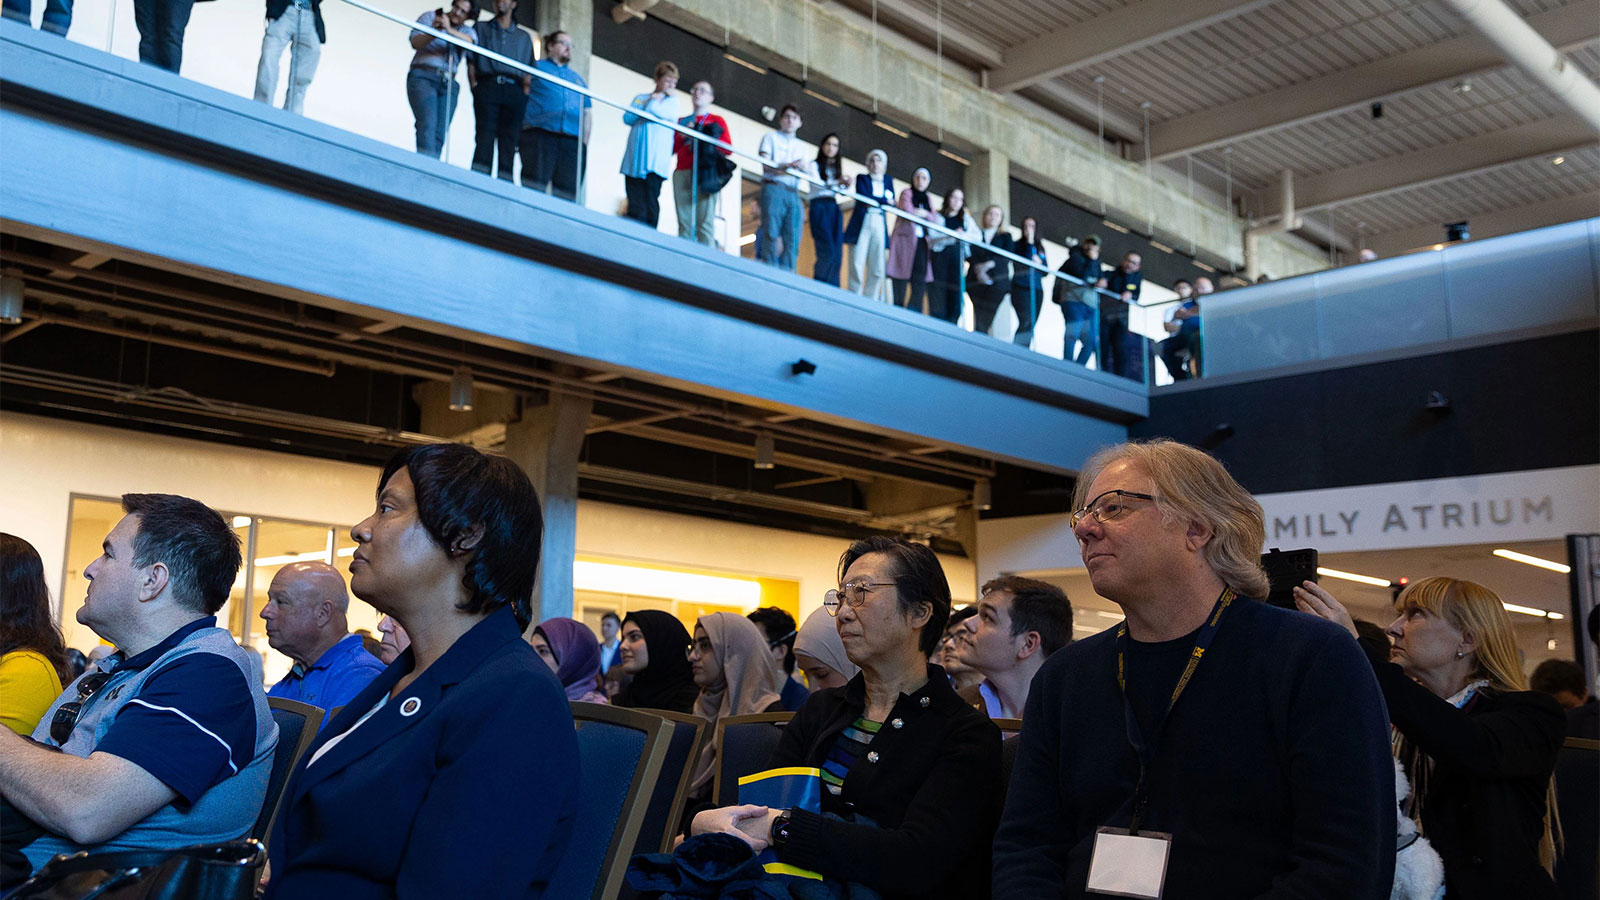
[406,0,476,159]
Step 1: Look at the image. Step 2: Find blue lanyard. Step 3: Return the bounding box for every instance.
[1114,587,1234,834]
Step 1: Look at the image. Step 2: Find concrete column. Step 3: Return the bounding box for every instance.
[503,391,592,624]
[534,0,593,78]
[964,150,1009,221]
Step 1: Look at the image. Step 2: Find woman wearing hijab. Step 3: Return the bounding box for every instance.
[844,149,895,302]
[887,167,942,313]
[684,612,784,809]
[613,610,701,714]
[531,617,608,704]
[792,606,858,691]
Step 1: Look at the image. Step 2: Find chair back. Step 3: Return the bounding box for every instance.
[252,698,323,845]
[712,712,793,807]
[547,703,672,900]
[631,709,707,855]
[1555,736,1598,900]
[992,717,1023,738]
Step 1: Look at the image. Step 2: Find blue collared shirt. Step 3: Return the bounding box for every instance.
[523,57,590,136]
[269,634,385,729]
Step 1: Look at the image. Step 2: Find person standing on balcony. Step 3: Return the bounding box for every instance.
[252,0,325,117]
[928,188,979,325]
[466,0,533,182]
[406,0,476,159]
[620,61,681,228]
[1009,216,1048,350]
[134,0,205,72]
[1055,234,1105,365]
[757,104,808,271]
[844,149,895,302]
[1159,278,1202,381]
[807,133,849,287]
[887,168,941,313]
[519,29,591,202]
[672,81,731,248]
[1101,251,1144,380]
[967,204,1012,337]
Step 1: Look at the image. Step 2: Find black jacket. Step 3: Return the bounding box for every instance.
[266,0,325,44]
[1365,647,1565,900]
[967,230,1014,287]
[768,664,1001,900]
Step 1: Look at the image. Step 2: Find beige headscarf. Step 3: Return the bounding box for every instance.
[794,607,860,683]
[689,612,784,797]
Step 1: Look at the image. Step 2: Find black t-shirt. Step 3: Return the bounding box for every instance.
[1123,627,1199,744]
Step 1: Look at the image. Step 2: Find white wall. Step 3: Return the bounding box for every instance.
[2,413,975,630]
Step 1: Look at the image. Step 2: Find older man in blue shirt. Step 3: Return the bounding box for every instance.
[519,29,591,202]
[260,561,383,729]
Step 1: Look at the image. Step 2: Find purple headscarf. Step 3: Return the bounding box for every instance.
[535,617,604,702]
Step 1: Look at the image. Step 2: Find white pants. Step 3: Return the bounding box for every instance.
[254,4,320,115]
[848,211,888,302]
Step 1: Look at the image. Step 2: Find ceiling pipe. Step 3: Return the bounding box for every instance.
[1243,168,1303,281]
[1438,0,1600,136]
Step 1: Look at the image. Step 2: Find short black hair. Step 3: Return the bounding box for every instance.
[748,607,798,674]
[778,103,800,119]
[1081,234,1101,247]
[379,443,543,629]
[121,494,242,615]
[837,536,950,656]
[1173,279,1193,290]
[601,611,622,625]
[981,575,1072,657]
[1530,658,1587,697]
[947,606,977,631]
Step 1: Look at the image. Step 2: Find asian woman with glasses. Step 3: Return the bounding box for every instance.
[684,536,1002,900]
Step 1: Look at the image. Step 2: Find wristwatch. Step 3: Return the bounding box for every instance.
[769,810,792,848]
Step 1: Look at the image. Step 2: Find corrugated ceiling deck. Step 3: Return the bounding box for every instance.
[835,0,1134,54]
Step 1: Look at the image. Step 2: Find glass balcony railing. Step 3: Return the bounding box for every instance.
[7,0,1185,386]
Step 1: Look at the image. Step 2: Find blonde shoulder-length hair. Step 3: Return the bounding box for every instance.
[1393,577,1525,692]
[1072,439,1270,599]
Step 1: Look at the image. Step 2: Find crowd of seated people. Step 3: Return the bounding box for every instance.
[0,437,1586,899]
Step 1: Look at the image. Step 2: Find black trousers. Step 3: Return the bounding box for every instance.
[624,173,666,227]
[969,280,1008,336]
[929,249,965,324]
[1011,280,1041,348]
[472,80,527,182]
[134,0,193,72]
[809,197,843,287]
[892,239,932,312]
[518,127,582,202]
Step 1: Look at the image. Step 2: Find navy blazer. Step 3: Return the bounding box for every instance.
[842,173,896,246]
[265,607,578,900]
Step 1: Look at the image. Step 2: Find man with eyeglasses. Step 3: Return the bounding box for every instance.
[748,606,810,712]
[0,494,276,878]
[993,440,1394,900]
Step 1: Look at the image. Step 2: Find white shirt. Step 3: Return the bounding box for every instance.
[759,130,805,188]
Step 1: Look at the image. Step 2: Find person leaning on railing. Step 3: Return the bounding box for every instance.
[688,536,1002,900]
[887,168,942,313]
[1008,217,1048,349]
[843,149,896,302]
[671,81,730,248]
[1054,234,1105,365]
[466,0,533,182]
[1296,577,1565,900]
[966,204,1013,337]
[927,188,980,326]
[620,61,680,229]
[519,29,590,202]
[406,0,475,160]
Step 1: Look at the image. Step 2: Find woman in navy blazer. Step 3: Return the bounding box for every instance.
[265,444,579,900]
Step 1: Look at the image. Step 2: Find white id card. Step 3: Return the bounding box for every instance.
[1086,827,1171,899]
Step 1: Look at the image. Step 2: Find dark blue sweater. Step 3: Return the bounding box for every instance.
[994,597,1395,899]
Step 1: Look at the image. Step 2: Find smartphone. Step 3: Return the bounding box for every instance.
[1261,547,1318,608]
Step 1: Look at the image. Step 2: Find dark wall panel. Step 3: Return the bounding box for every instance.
[1130,330,1600,495]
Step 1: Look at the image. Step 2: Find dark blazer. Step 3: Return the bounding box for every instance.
[967,230,1014,288]
[1368,649,1565,900]
[767,664,1001,900]
[265,607,579,900]
[842,173,896,246]
[265,0,325,44]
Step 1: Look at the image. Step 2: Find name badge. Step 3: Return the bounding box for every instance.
[1086,827,1171,899]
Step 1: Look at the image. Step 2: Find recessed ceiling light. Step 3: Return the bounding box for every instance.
[1316,566,1391,587]
[1492,548,1571,574]
[1551,156,1566,165]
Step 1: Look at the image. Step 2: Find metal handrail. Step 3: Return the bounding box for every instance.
[340,0,1125,298]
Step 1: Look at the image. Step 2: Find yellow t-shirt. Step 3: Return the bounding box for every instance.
[0,649,64,736]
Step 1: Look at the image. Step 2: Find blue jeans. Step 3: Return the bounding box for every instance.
[758,183,803,271]
[133,0,193,72]
[1061,289,1097,365]
[1,0,70,34]
[407,67,460,159]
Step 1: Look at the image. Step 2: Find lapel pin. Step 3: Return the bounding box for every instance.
[400,697,422,717]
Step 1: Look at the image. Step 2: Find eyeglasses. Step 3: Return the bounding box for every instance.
[823,579,897,617]
[684,637,714,660]
[50,670,114,744]
[765,629,796,650]
[1069,489,1156,528]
